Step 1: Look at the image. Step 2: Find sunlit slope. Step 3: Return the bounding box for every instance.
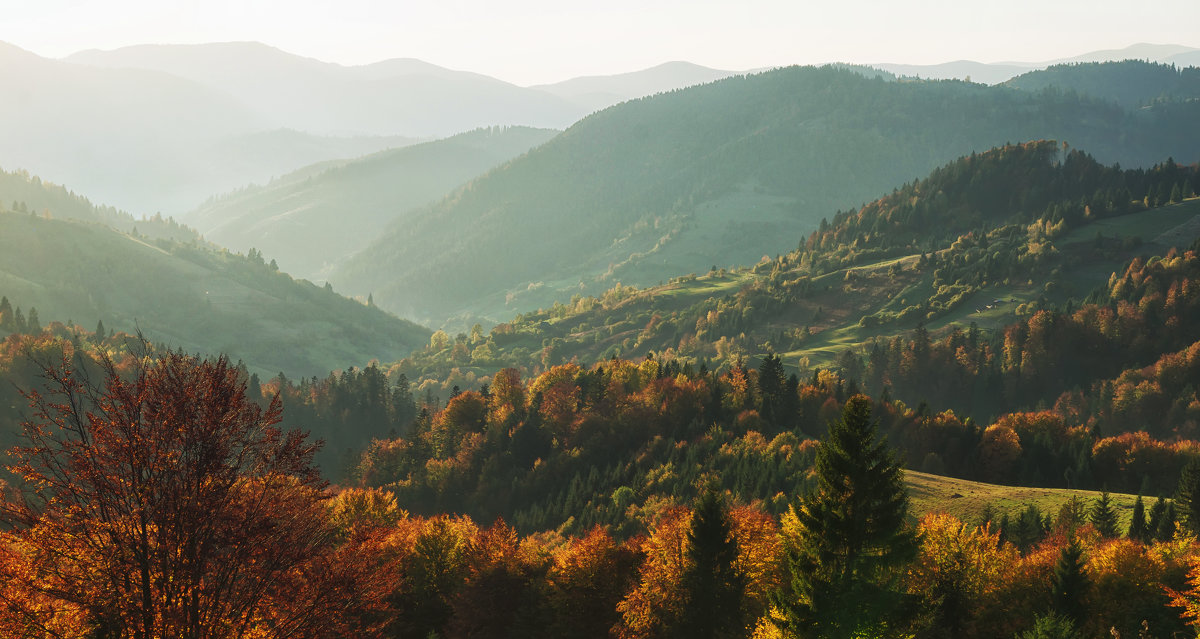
[905,470,1139,527]
[0,211,430,377]
[388,143,1200,399]
[190,127,559,280]
[336,65,1200,327]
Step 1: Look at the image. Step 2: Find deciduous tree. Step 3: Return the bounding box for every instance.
[1,348,383,638]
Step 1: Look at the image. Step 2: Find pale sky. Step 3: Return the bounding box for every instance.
[4,0,1199,86]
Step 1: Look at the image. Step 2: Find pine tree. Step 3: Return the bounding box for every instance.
[1148,496,1167,536]
[1127,495,1148,543]
[26,307,40,333]
[772,395,918,638]
[1176,459,1200,534]
[1090,491,1119,538]
[757,353,786,427]
[0,296,12,331]
[1018,613,1079,639]
[671,482,745,639]
[1013,503,1048,552]
[94,319,107,342]
[1050,539,1089,626]
[1155,500,1178,542]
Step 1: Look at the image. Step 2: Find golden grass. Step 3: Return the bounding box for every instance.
[905,470,1141,527]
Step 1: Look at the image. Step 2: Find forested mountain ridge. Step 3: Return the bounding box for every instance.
[1006,60,1200,108]
[188,126,559,280]
[0,167,203,243]
[0,196,430,379]
[335,64,1200,328]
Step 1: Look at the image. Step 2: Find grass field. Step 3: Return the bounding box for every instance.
[905,470,1140,527]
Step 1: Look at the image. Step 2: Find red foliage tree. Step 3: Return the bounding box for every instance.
[1,348,387,638]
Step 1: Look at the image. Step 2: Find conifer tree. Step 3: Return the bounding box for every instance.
[772,395,918,638]
[1011,503,1048,553]
[757,353,786,427]
[1127,495,1148,543]
[1050,540,1089,626]
[1155,499,1178,542]
[0,296,12,330]
[1017,613,1079,639]
[1148,496,1167,536]
[1090,491,1119,538]
[671,482,745,639]
[1176,459,1200,534]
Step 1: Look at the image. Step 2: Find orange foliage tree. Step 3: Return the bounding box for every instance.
[0,349,386,638]
[905,514,1018,638]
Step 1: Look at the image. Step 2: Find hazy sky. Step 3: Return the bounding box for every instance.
[6,0,1199,85]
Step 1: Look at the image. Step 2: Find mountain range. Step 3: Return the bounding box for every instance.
[0,41,745,216]
[873,42,1200,83]
[331,62,1200,328]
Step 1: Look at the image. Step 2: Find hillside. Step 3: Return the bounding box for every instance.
[188,126,559,280]
[0,167,203,243]
[0,206,430,379]
[1007,60,1200,108]
[334,65,1200,328]
[382,143,1199,419]
[904,471,1139,528]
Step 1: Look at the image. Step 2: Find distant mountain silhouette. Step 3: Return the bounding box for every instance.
[66,42,585,136]
[872,42,1200,84]
[532,61,739,112]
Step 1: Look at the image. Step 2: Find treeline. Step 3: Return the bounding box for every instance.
[1006,60,1200,109]
[802,142,1195,275]
[0,296,42,336]
[1,168,205,244]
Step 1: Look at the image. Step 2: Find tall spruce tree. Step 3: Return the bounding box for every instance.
[1148,496,1167,537]
[1090,492,1120,538]
[757,353,786,427]
[1127,495,1148,543]
[1158,501,1178,541]
[1050,539,1089,627]
[671,482,746,639]
[0,296,12,331]
[1176,459,1200,534]
[772,395,918,638]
